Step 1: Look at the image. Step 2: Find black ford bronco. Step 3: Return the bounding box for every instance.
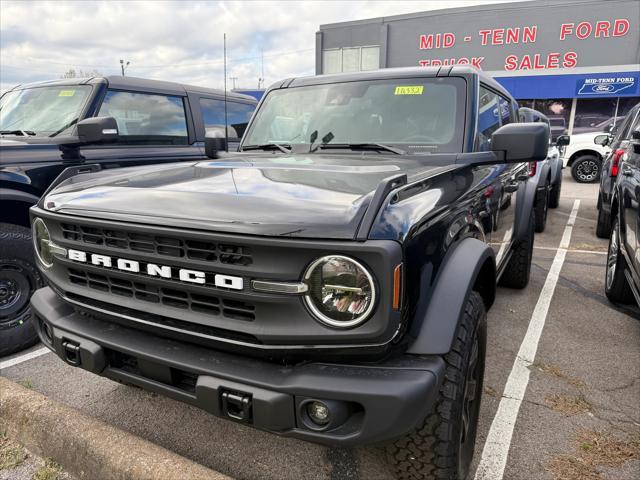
[0,76,256,355]
[29,67,547,479]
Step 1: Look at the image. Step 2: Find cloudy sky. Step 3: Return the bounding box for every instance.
[1,0,523,92]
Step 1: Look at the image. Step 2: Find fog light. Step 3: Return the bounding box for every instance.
[306,401,330,425]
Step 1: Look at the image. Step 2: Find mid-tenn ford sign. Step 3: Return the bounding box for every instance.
[417,19,630,71]
[318,0,640,74]
[576,75,637,95]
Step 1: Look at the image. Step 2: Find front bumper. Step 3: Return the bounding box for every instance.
[31,287,445,446]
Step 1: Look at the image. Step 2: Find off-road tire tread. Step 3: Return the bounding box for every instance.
[595,206,612,239]
[499,214,534,289]
[0,223,42,356]
[385,291,486,480]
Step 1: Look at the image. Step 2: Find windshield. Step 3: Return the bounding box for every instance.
[0,85,92,136]
[243,77,466,153]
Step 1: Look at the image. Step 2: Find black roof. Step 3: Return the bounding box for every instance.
[273,66,514,102]
[6,76,256,103]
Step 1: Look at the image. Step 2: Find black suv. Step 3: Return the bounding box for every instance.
[605,112,640,307]
[0,76,256,355]
[596,102,640,238]
[29,67,547,479]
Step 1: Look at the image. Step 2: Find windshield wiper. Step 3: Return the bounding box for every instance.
[0,129,37,136]
[49,117,79,137]
[242,143,292,154]
[317,143,406,155]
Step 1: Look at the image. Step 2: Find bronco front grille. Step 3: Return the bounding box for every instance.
[68,268,255,321]
[67,292,261,345]
[61,223,252,266]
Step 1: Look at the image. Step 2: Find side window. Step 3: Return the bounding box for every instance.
[98,90,188,145]
[199,98,255,140]
[476,86,501,151]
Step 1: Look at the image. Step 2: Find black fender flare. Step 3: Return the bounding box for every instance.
[551,158,563,186]
[513,177,537,243]
[0,188,39,206]
[407,237,495,355]
[539,162,551,186]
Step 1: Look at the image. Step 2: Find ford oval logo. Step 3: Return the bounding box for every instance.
[593,84,615,92]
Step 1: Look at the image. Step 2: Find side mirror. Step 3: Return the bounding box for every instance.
[594,134,610,146]
[204,128,228,159]
[76,116,119,144]
[555,135,570,147]
[632,130,640,141]
[491,122,549,162]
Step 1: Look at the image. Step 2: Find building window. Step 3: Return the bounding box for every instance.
[534,99,572,141]
[322,46,380,74]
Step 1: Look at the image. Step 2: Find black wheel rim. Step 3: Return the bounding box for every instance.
[0,261,35,323]
[459,329,483,474]
[576,160,599,182]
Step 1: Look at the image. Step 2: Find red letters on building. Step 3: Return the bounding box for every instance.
[613,18,629,36]
[559,23,574,40]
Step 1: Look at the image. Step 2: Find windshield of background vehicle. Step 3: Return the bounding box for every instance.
[243,77,466,153]
[0,85,92,136]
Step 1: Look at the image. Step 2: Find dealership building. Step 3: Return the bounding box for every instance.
[315,0,639,136]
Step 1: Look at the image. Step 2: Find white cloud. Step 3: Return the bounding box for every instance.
[1,0,524,92]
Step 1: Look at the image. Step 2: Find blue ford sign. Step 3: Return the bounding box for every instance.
[577,75,637,96]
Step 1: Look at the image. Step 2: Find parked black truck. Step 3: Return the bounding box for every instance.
[29,67,547,479]
[0,76,256,355]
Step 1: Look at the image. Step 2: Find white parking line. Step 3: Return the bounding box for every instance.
[474,199,581,480]
[534,246,606,255]
[0,347,51,371]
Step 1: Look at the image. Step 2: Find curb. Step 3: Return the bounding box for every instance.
[0,376,231,480]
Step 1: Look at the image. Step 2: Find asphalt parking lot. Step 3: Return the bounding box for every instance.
[2,170,639,480]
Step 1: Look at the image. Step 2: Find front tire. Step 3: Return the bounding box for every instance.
[386,291,486,480]
[605,218,634,304]
[499,213,534,289]
[571,155,601,183]
[0,223,43,357]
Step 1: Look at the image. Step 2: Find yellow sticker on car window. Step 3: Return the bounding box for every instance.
[394,86,424,95]
[58,90,75,97]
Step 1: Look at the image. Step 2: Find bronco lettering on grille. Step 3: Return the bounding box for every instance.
[66,248,244,290]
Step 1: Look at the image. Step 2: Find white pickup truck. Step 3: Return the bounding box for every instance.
[558,131,612,183]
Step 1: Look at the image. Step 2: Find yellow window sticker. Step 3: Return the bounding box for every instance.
[394,86,424,95]
[58,90,76,97]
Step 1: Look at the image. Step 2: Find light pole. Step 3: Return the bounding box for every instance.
[120,59,130,76]
[229,76,238,90]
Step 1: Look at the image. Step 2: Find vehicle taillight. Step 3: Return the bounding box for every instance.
[529,161,537,177]
[611,149,625,177]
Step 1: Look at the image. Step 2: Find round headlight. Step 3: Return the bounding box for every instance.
[303,255,376,328]
[33,218,53,268]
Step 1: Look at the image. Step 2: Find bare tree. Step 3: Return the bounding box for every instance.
[61,68,103,79]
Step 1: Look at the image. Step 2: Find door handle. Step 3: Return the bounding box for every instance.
[621,165,633,176]
[504,183,519,193]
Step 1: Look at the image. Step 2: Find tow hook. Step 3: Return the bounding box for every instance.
[62,340,81,366]
[221,390,252,423]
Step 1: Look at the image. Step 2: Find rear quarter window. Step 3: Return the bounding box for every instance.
[98,90,188,145]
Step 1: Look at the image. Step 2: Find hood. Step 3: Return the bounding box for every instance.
[570,131,607,143]
[44,154,448,239]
